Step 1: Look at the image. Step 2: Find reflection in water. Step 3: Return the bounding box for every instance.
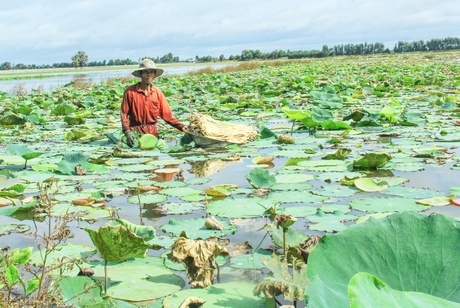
[154,165,182,182]
[188,159,234,177]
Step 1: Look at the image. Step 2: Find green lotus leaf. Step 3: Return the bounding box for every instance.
[416,196,451,206]
[139,133,159,150]
[353,177,388,192]
[0,223,30,236]
[161,217,236,239]
[350,197,427,213]
[306,212,460,307]
[245,168,276,189]
[207,197,275,218]
[60,276,136,308]
[348,272,460,308]
[322,148,352,160]
[7,144,43,161]
[321,120,351,130]
[229,250,273,269]
[353,152,391,169]
[50,103,76,115]
[85,225,150,262]
[107,219,155,241]
[266,223,310,248]
[282,106,311,121]
[254,254,308,302]
[162,281,265,307]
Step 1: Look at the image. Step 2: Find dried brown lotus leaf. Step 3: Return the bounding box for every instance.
[204,216,224,230]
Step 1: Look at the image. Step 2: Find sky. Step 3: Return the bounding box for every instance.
[1,0,459,66]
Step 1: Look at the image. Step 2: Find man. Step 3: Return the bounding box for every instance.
[120,59,187,147]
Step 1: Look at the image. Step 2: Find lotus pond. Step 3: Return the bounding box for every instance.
[1,51,460,307]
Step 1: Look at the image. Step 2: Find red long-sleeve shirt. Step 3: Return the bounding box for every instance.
[120,83,185,137]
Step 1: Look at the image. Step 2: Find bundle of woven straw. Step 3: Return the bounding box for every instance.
[188,112,258,144]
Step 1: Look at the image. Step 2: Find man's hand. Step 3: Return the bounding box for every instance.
[181,126,188,132]
[125,131,135,148]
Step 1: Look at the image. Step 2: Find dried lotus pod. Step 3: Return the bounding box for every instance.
[277,134,295,144]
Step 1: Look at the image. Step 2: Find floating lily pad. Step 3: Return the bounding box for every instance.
[229,250,273,269]
[382,186,445,199]
[312,185,359,197]
[274,173,314,183]
[298,159,353,172]
[354,177,389,192]
[160,202,204,214]
[90,256,185,302]
[128,193,168,205]
[161,217,237,239]
[350,197,428,213]
[0,223,30,236]
[268,191,329,204]
[161,281,265,307]
[207,197,275,218]
[160,186,203,197]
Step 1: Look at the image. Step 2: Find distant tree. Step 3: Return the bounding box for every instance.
[0,62,12,70]
[71,51,88,69]
[321,45,330,57]
[219,54,225,61]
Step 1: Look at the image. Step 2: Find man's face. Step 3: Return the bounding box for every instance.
[141,69,156,83]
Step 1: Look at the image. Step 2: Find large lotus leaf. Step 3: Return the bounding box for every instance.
[268,191,328,204]
[305,212,460,308]
[160,186,203,197]
[306,209,357,232]
[312,184,359,197]
[59,276,138,308]
[282,106,311,120]
[274,173,314,184]
[127,192,168,204]
[107,219,155,241]
[162,281,265,307]
[160,202,204,214]
[85,225,150,262]
[254,254,308,302]
[382,186,445,199]
[350,197,427,213]
[207,197,275,218]
[93,257,184,302]
[7,144,43,161]
[298,159,352,172]
[348,272,460,308]
[245,168,276,189]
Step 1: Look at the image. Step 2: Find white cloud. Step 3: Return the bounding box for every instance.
[0,0,458,65]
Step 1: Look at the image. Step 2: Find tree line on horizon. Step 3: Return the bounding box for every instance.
[1,36,459,71]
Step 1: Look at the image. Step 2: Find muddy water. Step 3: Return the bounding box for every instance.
[0,63,233,93]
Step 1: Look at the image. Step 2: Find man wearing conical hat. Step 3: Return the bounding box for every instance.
[120,59,187,148]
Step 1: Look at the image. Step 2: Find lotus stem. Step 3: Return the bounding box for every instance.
[290,121,295,136]
[283,228,287,260]
[104,260,108,295]
[215,258,220,283]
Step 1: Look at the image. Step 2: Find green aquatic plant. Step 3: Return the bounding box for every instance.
[7,144,43,169]
[85,219,154,294]
[305,212,460,307]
